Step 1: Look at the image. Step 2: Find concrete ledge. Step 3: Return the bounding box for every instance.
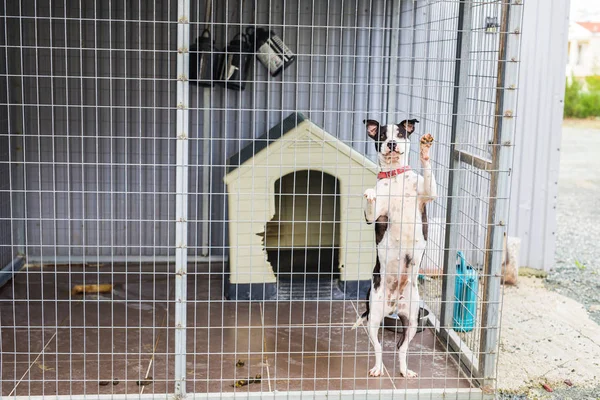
[8,388,487,400]
[227,282,278,300]
[338,279,371,300]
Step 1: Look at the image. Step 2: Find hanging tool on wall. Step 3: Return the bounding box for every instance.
[453,251,478,333]
[215,32,252,91]
[246,27,296,77]
[189,29,215,86]
[214,0,251,91]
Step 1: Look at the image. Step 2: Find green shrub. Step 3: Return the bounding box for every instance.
[585,75,600,92]
[579,91,600,117]
[564,75,600,118]
[564,77,582,118]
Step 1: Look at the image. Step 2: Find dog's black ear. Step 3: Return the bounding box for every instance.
[399,119,419,135]
[364,119,380,140]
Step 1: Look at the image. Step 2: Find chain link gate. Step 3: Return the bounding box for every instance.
[1,0,521,398]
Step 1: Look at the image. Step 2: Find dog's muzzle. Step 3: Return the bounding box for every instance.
[386,141,403,155]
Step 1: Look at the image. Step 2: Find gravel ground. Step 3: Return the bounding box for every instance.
[545,124,600,325]
[496,276,600,399]
[499,386,600,400]
[498,123,600,400]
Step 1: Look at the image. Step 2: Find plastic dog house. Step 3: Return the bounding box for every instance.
[223,113,378,300]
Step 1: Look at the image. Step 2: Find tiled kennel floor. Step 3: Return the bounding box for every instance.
[0,263,472,396]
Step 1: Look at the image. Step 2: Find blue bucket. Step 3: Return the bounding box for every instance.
[453,251,478,332]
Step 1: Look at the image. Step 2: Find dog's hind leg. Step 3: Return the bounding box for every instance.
[397,248,424,378]
[368,286,386,377]
[397,312,418,378]
[397,280,421,378]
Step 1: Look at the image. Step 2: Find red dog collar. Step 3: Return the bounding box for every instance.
[377,166,411,180]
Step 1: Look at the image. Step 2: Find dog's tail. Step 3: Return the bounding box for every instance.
[351,310,369,330]
[351,287,371,330]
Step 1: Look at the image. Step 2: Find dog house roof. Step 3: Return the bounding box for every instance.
[224,112,379,183]
[226,112,307,173]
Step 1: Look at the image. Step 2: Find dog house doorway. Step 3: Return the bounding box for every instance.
[265,170,341,283]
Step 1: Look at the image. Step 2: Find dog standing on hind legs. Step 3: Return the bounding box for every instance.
[352,118,438,378]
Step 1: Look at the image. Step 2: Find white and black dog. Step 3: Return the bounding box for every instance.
[352,118,437,378]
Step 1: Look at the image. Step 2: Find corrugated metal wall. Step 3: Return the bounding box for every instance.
[188,0,397,258]
[4,1,178,259]
[395,0,457,279]
[0,135,14,267]
[4,0,554,273]
[3,0,409,259]
[0,1,12,267]
[509,0,570,271]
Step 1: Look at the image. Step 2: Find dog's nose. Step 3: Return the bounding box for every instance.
[387,141,397,152]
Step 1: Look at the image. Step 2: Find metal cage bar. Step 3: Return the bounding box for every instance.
[441,0,473,330]
[480,0,522,384]
[175,0,191,397]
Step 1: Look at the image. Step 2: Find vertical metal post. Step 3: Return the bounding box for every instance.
[480,0,521,382]
[441,0,473,328]
[6,0,26,256]
[175,0,190,397]
[201,0,213,256]
[386,0,401,121]
[408,3,418,116]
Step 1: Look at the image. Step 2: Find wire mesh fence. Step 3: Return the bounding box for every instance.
[0,0,520,398]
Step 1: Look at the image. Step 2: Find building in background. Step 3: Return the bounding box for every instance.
[566,22,600,79]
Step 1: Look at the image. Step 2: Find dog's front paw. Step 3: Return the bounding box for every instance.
[401,369,418,378]
[369,365,383,377]
[364,188,377,203]
[420,133,434,161]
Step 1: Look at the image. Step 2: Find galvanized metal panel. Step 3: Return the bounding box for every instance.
[11,1,178,258]
[8,0,398,258]
[0,22,12,266]
[188,0,395,257]
[508,0,570,271]
[0,135,15,267]
[6,0,555,273]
